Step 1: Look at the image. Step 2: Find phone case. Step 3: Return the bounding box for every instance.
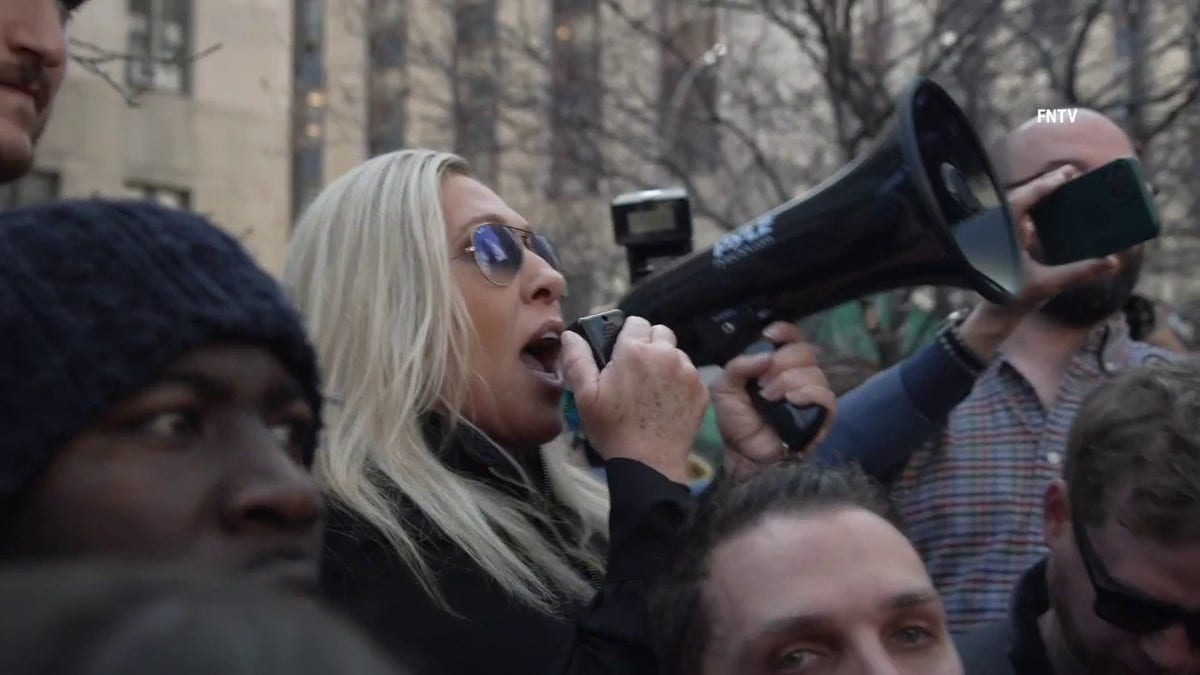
[1029,157,1161,265]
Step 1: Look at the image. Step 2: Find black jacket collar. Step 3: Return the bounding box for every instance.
[419,413,551,499]
[1007,557,1056,674]
[955,558,1056,675]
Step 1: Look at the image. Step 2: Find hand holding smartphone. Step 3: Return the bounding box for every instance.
[1028,157,1161,264]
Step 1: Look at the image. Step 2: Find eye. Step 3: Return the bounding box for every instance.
[769,648,820,672]
[892,624,937,649]
[269,418,316,459]
[139,410,202,440]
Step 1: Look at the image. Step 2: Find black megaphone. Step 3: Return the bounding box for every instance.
[610,77,1024,451]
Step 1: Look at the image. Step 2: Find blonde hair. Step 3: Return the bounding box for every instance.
[283,149,610,616]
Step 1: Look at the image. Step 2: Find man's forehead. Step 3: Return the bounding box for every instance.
[1093,519,1200,608]
[1003,115,1136,180]
[702,510,935,629]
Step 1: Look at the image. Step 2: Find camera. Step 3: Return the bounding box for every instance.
[611,188,694,283]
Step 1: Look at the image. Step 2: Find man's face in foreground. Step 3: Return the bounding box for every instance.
[698,507,963,674]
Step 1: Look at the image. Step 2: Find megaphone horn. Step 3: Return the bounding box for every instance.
[615,76,1023,450]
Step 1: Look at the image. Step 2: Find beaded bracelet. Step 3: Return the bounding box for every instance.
[937,311,988,375]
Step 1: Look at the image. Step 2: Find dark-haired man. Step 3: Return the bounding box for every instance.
[652,461,963,675]
[0,0,84,183]
[957,358,1200,675]
[0,199,325,595]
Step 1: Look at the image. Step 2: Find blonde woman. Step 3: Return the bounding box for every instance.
[283,150,835,674]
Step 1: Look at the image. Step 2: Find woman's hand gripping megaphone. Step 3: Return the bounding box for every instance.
[712,322,838,481]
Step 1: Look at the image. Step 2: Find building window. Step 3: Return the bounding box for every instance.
[127,0,193,95]
[126,182,191,209]
[0,170,60,208]
[548,0,602,198]
[367,0,408,156]
[452,0,500,185]
[658,3,721,173]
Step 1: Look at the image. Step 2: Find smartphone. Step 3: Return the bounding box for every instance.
[1028,157,1161,265]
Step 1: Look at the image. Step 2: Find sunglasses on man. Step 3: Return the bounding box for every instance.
[1073,514,1200,642]
[453,223,564,288]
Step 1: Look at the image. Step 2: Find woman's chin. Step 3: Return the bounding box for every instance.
[519,410,565,448]
[481,410,563,451]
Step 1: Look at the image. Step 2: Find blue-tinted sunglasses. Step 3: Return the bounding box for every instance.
[453,223,563,287]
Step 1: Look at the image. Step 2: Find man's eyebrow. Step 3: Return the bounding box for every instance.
[748,590,942,641]
[737,613,835,662]
[756,613,832,639]
[735,589,942,662]
[152,372,308,411]
[886,590,942,611]
[152,371,234,401]
[1002,159,1078,189]
[263,378,309,411]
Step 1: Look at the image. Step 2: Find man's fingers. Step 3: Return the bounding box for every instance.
[782,382,839,416]
[1036,254,1119,290]
[760,366,831,401]
[719,351,774,388]
[560,330,600,400]
[759,341,819,377]
[1017,216,1036,251]
[762,321,804,345]
[1008,165,1078,215]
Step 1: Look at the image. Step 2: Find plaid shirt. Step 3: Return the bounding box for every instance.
[890,316,1178,634]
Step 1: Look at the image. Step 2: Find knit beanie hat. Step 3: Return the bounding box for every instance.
[0,199,323,500]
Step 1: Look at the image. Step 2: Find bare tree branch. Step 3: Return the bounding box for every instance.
[69,38,222,107]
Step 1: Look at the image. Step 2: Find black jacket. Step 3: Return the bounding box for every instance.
[319,422,694,675]
[955,558,1055,675]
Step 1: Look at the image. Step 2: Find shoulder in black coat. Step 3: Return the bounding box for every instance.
[319,426,694,675]
[955,620,1016,675]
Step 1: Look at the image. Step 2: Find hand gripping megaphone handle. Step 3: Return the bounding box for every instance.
[742,339,829,453]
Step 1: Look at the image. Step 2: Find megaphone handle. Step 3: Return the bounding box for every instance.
[743,339,829,453]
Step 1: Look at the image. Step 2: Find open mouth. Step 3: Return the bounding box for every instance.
[521,332,563,387]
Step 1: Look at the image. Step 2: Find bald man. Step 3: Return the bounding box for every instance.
[878,109,1179,633]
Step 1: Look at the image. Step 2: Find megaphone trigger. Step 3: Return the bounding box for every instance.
[742,339,829,453]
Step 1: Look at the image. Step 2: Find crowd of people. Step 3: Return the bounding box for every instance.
[2,2,1199,674]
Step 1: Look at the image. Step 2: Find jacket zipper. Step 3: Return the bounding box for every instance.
[540,451,604,591]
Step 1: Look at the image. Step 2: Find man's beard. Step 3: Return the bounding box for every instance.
[1038,249,1144,328]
